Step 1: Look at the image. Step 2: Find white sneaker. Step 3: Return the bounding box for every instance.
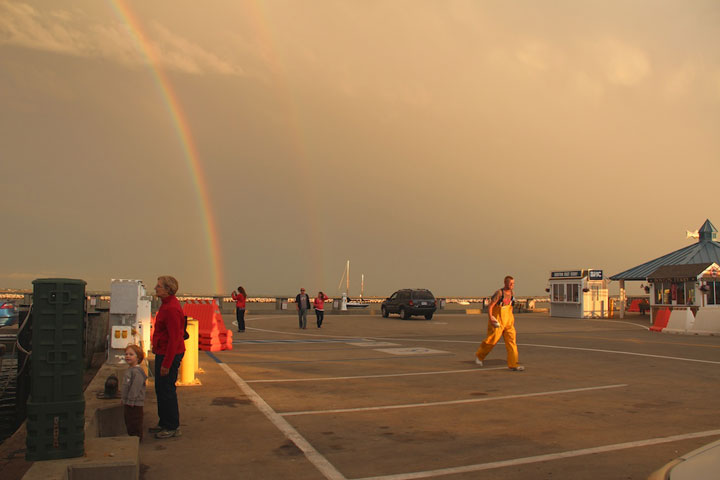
[475,358,483,366]
[510,365,525,371]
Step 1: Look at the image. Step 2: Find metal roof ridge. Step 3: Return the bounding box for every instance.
[609,243,701,281]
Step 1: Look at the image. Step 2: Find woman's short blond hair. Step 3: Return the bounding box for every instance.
[157,275,179,295]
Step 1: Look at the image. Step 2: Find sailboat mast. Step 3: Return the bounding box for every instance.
[361,274,364,299]
[346,260,350,296]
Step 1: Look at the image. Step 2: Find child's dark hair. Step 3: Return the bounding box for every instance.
[125,344,145,363]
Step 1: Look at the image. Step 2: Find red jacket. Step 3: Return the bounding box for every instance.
[152,295,186,369]
[313,294,329,310]
[231,292,246,309]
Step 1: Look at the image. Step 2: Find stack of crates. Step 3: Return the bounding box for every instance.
[26,278,86,461]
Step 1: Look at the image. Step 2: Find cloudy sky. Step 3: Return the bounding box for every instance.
[1,0,719,296]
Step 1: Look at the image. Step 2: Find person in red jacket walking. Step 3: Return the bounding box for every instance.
[231,286,247,332]
[150,275,186,439]
[313,291,329,328]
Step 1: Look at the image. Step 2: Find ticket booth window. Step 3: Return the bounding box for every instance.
[568,284,579,303]
[707,281,720,305]
[553,284,565,302]
[664,283,672,304]
[675,282,685,305]
[686,283,695,305]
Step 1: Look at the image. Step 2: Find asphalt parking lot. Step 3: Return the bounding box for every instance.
[154,311,720,480]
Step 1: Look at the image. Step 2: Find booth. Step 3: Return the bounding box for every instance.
[549,269,609,318]
[646,262,720,334]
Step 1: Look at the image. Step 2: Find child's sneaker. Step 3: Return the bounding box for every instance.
[475,358,483,366]
[510,365,525,371]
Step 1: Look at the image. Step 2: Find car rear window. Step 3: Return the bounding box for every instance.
[412,291,434,300]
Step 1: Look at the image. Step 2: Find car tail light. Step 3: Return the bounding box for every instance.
[409,300,414,306]
[0,303,11,309]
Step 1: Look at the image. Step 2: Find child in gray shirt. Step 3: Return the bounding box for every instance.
[122,344,147,439]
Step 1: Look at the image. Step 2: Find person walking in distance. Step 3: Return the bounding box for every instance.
[313,291,329,328]
[232,286,247,332]
[475,276,525,371]
[296,288,311,329]
[150,275,186,438]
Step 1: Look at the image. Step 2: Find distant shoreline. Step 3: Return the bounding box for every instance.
[0,288,553,303]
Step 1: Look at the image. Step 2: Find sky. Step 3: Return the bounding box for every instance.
[1,0,719,297]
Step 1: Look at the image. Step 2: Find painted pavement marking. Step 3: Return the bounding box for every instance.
[232,324,720,365]
[207,351,347,480]
[520,343,720,365]
[246,367,507,383]
[346,341,400,347]
[361,336,720,365]
[233,338,359,345]
[351,429,720,480]
[280,384,627,417]
[219,353,455,365]
[374,347,449,355]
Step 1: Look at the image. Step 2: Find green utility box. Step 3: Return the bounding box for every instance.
[26,400,85,461]
[26,278,86,461]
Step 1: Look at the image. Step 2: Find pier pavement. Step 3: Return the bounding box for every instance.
[4,311,720,479]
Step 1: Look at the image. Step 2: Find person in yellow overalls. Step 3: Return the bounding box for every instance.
[475,276,525,371]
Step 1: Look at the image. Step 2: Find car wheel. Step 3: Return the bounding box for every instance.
[425,314,433,320]
[400,307,411,320]
[381,307,389,318]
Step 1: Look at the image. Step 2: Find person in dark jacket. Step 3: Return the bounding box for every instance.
[150,275,186,439]
[296,288,311,329]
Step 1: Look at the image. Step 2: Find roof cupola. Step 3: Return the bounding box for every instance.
[698,219,717,243]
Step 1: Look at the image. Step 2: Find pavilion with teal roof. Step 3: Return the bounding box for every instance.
[610,219,720,325]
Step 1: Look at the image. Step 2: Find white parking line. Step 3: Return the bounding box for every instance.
[246,367,508,383]
[520,343,720,365]
[351,429,720,480]
[236,326,717,366]
[366,337,720,365]
[215,361,347,480]
[280,384,627,416]
[585,319,650,330]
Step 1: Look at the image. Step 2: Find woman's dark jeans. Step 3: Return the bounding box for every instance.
[315,309,324,327]
[236,308,246,331]
[154,353,184,430]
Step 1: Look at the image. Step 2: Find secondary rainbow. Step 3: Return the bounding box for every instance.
[109,1,225,294]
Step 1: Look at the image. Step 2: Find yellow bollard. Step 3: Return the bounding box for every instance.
[177,318,201,386]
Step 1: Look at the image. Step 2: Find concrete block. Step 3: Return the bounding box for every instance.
[93,405,126,438]
[689,308,720,335]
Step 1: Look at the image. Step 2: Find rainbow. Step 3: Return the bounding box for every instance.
[108,1,225,294]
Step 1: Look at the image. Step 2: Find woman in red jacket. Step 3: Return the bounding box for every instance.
[313,291,329,328]
[150,275,186,439]
[231,286,247,332]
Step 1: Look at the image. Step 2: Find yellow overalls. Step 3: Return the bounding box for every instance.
[475,297,520,368]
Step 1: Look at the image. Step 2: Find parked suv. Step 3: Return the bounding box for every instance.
[381,289,436,320]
